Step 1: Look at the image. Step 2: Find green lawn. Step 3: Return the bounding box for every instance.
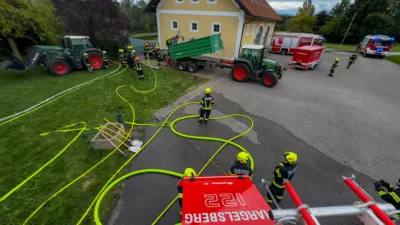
[324,42,400,52]
[0,65,206,225]
[386,55,400,65]
[132,32,158,42]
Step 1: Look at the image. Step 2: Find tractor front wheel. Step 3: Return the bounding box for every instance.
[261,73,278,88]
[231,63,250,82]
[49,60,71,76]
[88,52,103,70]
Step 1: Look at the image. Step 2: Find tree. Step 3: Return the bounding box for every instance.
[52,0,128,56]
[120,0,157,33]
[331,0,351,17]
[314,10,330,32]
[0,0,61,60]
[288,0,316,33]
[275,14,294,31]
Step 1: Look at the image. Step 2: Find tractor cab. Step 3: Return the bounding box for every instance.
[180,175,275,225]
[229,45,284,88]
[61,36,93,57]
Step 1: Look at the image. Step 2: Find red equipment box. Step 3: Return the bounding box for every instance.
[289,45,326,70]
[181,175,275,225]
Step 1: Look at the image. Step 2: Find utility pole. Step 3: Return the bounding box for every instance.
[340,12,357,48]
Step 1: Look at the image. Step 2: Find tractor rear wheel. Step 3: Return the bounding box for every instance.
[231,63,250,82]
[49,60,71,76]
[261,73,278,88]
[88,52,103,70]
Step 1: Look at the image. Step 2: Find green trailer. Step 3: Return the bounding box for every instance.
[166,34,224,73]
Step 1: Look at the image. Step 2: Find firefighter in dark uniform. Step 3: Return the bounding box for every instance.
[374,179,400,219]
[347,54,357,69]
[102,51,110,70]
[143,42,152,59]
[266,152,297,207]
[118,48,127,65]
[166,36,173,47]
[134,57,144,80]
[198,88,215,124]
[83,53,93,72]
[177,168,197,218]
[328,57,340,77]
[153,44,163,62]
[229,152,253,177]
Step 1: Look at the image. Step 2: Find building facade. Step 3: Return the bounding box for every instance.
[145,0,281,60]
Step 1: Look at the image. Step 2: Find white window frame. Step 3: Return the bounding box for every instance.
[211,22,221,34]
[251,24,255,35]
[190,21,199,32]
[246,24,250,36]
[171,20,179,31]
[175,0,184,4]
[207,0,217,4]
[190,0,199,4]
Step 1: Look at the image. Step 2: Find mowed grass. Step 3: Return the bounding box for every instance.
[0,65,206,225]
[386,55,400,65]
[132,32,158,42]
[324,42,400,52]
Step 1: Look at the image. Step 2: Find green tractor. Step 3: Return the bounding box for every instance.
[0,36,104,76]
[230,45,285,88]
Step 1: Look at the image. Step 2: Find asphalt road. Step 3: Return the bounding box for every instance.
[110,52,400,225]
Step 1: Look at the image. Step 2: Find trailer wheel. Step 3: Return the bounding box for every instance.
[187,63,198,73]
[281,49,288,55]
[49,60,71,76]
[88,52,103,70]
[177,61,187,71]
[231,63,250,82]
[261,73,278,88]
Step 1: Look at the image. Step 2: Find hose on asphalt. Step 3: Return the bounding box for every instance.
[1,55,255,225]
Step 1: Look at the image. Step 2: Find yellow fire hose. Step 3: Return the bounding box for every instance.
[0,55,255,225]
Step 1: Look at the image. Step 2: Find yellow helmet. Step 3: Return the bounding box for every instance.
[118,49,124,53]
[283,152,297,164]
[127,46,133,50]
[168,36,171,39]
[183,168,196,177]
[237,152,249,163]
[205,88,212,94]
[335,58,340,61]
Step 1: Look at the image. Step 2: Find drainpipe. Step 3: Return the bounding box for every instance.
[239,16,256,51]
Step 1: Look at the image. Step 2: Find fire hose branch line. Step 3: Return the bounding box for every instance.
[92,113,254,225]
[0,122,88,203]
[0,66,128,127]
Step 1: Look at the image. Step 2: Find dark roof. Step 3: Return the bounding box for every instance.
[144,0,282,22]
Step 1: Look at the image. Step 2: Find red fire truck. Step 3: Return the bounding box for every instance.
[270,32,325,55]
[178,175,398,225]
[357,35,396,58]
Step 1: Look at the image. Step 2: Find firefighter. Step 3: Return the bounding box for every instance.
[143,42,152,59]
[153,44,163,62]
[347,54,357,69]
[266,152,297,207]
[177,168,197,216]
[102,51,110,70]
[134,57,144,80]
[198,88,215,124]
[327,58,340,77]
[374,179,400,219]
[127,45,136,59]
[83,53,93,72]
[229,152,253,177]
[166,36,173,47]
[118,48,127,65]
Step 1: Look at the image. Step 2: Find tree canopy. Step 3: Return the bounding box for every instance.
[276,0,400,44]
[0,0,61,59]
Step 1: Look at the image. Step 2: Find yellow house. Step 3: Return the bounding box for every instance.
[144,0,282,60]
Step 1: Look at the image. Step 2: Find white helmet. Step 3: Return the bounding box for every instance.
[83,53,88,56]
[102,51,107,54]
